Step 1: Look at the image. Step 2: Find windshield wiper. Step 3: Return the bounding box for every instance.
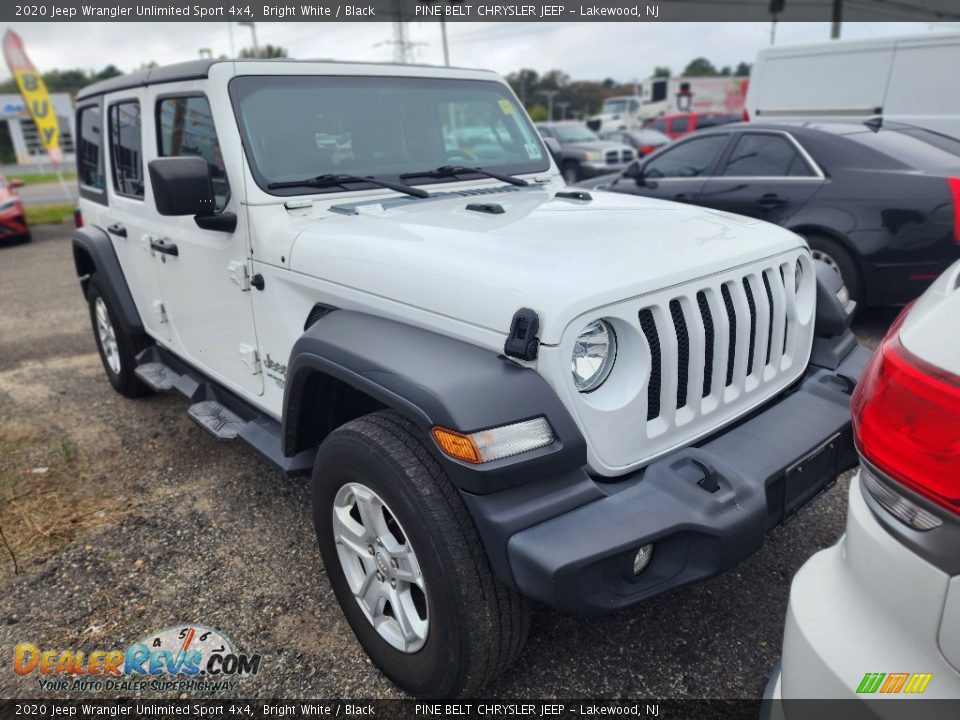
[401,165,529,187]
[266,173,430,198]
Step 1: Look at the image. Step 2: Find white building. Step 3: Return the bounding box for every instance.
[0,92,76,166]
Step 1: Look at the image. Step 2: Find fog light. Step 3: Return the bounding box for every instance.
[632,544,654,575]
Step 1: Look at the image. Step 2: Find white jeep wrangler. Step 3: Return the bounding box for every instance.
[72,59,869,698]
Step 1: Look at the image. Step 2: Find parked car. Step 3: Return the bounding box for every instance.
[767,258,960,702]
[535,121,635,183]
[74,59,865,698]
[600,128,671,157]
[580,121,960,306]
[0,174,28,243]
[747,31,960,137]
[645,111,742,139]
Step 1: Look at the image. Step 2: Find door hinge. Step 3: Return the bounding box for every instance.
[227,260,251,291]
[239,343,261,375]
[152,300,168,325]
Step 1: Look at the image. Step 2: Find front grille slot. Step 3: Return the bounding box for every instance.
[670,300,689,409]
[638,309,661,420]
[696,291,714,398]
[605,150,619,164]
[720,284,737,387]
[622,150,635,163]
[742,277,757,376]
[762,271,775,366]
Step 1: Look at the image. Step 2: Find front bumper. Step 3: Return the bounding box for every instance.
[579,161,631,178]
[465,345,871,614]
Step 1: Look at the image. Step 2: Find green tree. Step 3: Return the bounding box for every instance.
[239,44,288,59]
[682,57,720,77]
[505,68,540,104]
[735,61,752,77]
[526,103,549,122]
[652,66,671,78]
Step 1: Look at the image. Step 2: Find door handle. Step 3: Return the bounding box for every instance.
[757,193,787,207]
[150,238,179,257]
[674,193,692,202]
[107,223,127,238]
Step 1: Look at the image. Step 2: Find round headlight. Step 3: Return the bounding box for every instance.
[572,320,617,393]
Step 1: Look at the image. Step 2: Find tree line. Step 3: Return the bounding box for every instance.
[506,57,752,121]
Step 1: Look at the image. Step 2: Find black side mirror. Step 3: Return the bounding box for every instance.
[623,161,645,185]
[148,156,236,232]
[543,137,562,164]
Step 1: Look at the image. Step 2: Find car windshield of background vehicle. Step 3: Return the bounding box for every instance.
[230,75,549,195]
[644,135,728,178]
[847,125,960,173]
[551,124,601,143]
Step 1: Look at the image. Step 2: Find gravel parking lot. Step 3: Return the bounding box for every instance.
[0,225,897,700]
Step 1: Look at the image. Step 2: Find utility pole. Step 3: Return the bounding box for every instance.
[831,0,842,39]
[556,101,570,121]
[769,0,784,45]
[227,22,235,58]
[238,21,258,56]
[440,19,450,66]
[542,90,559,121]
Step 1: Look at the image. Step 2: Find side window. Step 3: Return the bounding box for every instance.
[650,118,666,132]
[644,135,728,179]
[722,134,814,177]
[651,81,668,104]
[671,116,690,133]
[108,101,143,199]
[77,105,105,192]
[157,95,229,210]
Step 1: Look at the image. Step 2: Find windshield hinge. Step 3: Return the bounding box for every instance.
[239,343,261,375]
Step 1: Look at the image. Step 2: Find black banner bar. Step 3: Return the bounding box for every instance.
[3,700,960,720]
[3,0,960,23]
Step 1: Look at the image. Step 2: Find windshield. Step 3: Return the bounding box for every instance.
[551,125,601,143]
[602,99,629,115]
[229,75,549,194]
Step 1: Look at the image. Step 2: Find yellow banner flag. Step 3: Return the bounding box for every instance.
[2,29,62,165]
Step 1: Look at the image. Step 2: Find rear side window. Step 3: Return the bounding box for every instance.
[846,127,960,172]
[649,118,666,132]
[671,116,690,133]
[644,134,728,178]
[157,95,230,210]
[77,105,105,192]
[722,134,814,177]
[108,101,144,199]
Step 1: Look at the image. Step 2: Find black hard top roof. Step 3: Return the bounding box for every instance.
[76,58,493,101]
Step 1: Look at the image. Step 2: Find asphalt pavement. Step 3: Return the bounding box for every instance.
[0,225,896,700]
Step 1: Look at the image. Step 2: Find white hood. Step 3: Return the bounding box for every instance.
[288,186,807,345]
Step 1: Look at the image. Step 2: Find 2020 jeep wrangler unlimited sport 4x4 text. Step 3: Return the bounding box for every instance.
[72,59,869,697]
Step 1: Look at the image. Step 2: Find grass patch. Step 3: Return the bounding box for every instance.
[25,202,75,226]
[0,423,118,580]
[10,171,77,186]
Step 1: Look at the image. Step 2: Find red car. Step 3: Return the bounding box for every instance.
[645,111,742,140]
[0,174,28,243]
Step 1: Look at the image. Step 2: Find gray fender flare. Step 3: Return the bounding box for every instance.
[282,311,586,494]
[72,226,144,336]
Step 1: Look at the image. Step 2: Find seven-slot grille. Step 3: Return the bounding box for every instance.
[638,260,799,425]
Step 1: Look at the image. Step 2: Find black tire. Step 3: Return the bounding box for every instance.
[87,274,152,398]
[561,161,581,185]
[804,234,863,304]
[312,410,530,698]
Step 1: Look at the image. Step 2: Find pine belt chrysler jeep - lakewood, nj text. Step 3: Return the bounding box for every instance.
[72,59,869,697]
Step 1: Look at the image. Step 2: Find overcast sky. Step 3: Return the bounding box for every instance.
[1,21,957,84]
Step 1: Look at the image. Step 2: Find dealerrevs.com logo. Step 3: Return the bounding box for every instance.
[13,625,262,693]
[856,672,933,695]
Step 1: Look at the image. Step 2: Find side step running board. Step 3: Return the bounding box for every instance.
[134,347,316,476]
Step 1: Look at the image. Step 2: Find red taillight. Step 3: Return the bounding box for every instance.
[73,207,83,229]
[852,303,960,515]
[639,144,656,156]
[742,108,750,122]
[949,177,960,243]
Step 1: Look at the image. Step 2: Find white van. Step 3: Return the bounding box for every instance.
[746,32,960,138]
